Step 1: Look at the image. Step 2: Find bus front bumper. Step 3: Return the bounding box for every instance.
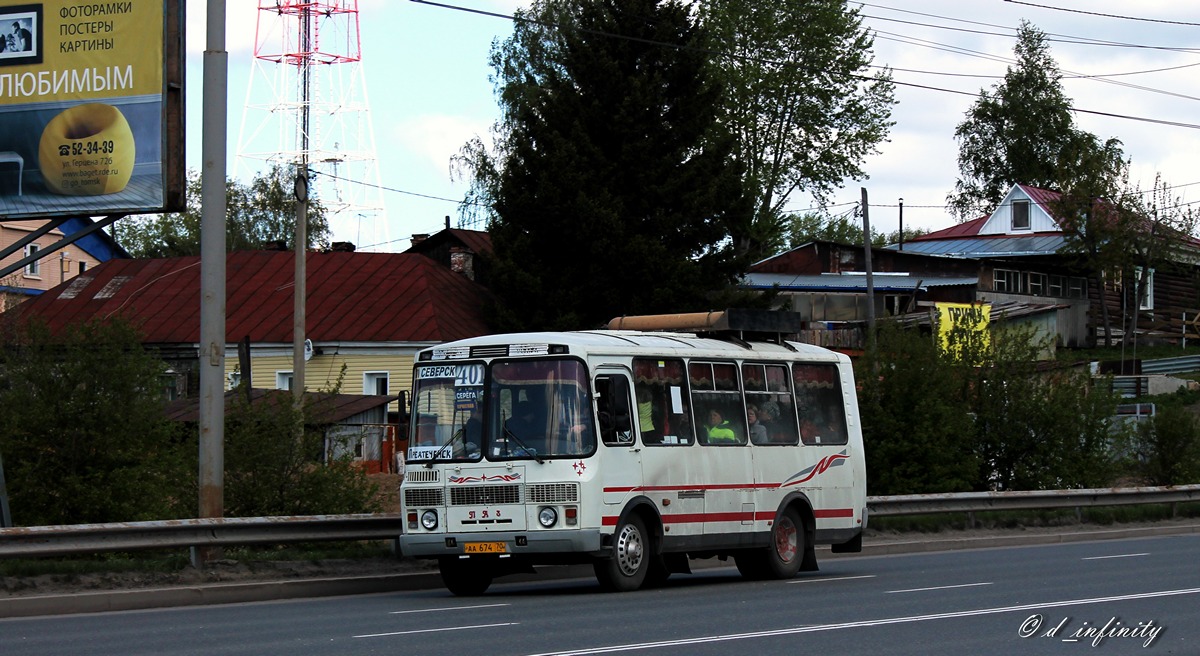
[399,529,604,559]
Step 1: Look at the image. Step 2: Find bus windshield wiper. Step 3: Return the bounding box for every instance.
[425,426,466,468]
[503,424,544,464]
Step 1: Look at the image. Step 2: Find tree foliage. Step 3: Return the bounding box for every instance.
[697,0,895,260]
[784,211,926,250]
[0,319,193,526]
[948,21,1125,220]
[456,0,753,331]
[116,166,332,258]
[222,391,381,517]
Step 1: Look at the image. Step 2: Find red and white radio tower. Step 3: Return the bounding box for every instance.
[236,0,387,251]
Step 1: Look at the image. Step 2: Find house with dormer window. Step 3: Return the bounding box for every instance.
[744,184,1200,349]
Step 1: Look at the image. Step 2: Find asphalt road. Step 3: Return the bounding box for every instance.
[2,532,1197,656]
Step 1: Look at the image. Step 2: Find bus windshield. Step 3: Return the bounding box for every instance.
[409,358,596,463]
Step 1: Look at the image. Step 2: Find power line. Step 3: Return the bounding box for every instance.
[1002,1,1200,27]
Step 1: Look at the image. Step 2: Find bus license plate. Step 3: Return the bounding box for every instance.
[463,542,507,554]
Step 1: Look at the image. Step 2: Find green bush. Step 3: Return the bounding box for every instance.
[1132,405,1200,486]
[0,319,193,526]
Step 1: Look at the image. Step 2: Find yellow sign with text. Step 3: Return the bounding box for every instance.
[936,302,991,363]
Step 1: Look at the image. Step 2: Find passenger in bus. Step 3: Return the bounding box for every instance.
[704,409,738,443]
[746,405,768,444]
[504,401,543,455]
[637,387,661,443]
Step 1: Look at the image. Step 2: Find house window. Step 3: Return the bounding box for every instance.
[993,269,1023,293]
[276,371,294,390]
[24,243,40,276]
[227,371,242,391]
[1028,273,1047,296]
[364,371,389,396]
[1135,267,1154,310]
[1068,277,1086,299]
[1012,200,1030,231]
[1048,275,1064,297]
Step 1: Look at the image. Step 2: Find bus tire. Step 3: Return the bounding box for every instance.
[594,515,649,591]
[737,506,804,581]
[439,558,493,596]
[763,506,805,579]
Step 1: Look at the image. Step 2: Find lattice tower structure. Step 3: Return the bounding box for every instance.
[236,0,387,251]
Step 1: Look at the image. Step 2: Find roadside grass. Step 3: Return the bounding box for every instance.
[0,540,397,580]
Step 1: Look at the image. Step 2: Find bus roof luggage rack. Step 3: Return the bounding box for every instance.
[606,309,806,347]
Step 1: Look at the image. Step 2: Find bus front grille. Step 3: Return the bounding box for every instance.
[527,483,579,503]
[450,484,521,505]
[404,488,445,507]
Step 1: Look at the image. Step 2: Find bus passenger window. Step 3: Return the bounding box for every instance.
[794,363,849,446]
[743,363,799,445]
[633,358,694,446]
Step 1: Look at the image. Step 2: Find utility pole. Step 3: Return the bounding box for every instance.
[196,0,228,567]
[862,187,876,356]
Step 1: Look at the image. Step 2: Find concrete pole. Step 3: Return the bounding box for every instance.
[195,0,228,567]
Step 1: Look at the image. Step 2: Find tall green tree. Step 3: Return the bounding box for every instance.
[0,319,193,526]
[456,0,752,331]
[698,0,895,260]
[785,210,926,249]
[948,21,1125,220]
[115,166,332,258]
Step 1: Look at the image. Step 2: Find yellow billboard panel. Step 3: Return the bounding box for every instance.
[936,302,991,363]
[0,1,181,217]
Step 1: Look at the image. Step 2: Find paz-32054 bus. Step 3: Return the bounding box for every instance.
[397,326,866,595]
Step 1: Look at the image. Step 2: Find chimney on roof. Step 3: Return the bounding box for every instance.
[330,241,356,253]
[411,233,429,246]
[445,215,451,230]
[450,246,475,281]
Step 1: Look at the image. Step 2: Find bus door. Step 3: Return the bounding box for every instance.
[593,369,641,506]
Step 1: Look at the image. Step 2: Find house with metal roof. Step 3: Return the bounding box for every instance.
[7,250,494,412]
[0,217,128,312]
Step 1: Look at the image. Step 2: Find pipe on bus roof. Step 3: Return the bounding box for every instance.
[606,312,728,332]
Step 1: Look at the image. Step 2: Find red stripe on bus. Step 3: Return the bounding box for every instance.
[603,483,786,493]
[602,508,855,526]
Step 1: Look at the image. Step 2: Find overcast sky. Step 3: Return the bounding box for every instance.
[183,1,1200,250]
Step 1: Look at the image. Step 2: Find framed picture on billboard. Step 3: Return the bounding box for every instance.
[0,4,41,66]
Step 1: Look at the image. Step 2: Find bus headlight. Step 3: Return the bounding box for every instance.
[420,510,439,530]
[538,506,558,528]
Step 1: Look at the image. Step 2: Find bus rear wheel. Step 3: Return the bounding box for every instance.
[439,557,493,596]
[594,515,649,592]
[736,507,805,581]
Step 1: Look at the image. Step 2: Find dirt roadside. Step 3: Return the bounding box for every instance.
[3,518,1197,600]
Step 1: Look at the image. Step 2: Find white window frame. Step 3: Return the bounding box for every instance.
[1011,200,1030,231]
[276,371,294,391]
[364,371,390,396]
[993,268,1022,293]
[23,243,40,277]
[1135,267,1154,310]
[1027,272,1047,296]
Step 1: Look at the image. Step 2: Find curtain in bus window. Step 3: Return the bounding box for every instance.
[743,363,799,445]
[634,358,693,445]
[691,361,747,446]
[793,363,848,445]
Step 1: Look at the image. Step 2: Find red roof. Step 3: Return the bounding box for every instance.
[11,251,492,344]
[908,215,988,241]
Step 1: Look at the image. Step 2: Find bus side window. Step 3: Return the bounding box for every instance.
[595,374,634,446]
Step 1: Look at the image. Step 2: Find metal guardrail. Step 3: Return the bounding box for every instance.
[867,484,1200,517]
[0,485,1197,558]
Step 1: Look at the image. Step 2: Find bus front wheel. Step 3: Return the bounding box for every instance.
[439,557,493,596]
[594,515,649,591]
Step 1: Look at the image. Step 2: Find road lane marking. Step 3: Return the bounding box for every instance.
[1083,553,1150,560]
[886,582,993,594]
[390,603,511,614]
[522,587,1200,656]
[789,575,877,584]
[355,622,517,638]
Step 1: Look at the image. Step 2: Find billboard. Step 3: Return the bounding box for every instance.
[0,0,183,218]
[936,302,991,363]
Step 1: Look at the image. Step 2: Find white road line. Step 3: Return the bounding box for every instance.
[355,622,518,638]
[390,603,511,614]
[1083,553,1150,560]
[521,587,1200,656]
[789,575,877,584]
[886,582,993,594]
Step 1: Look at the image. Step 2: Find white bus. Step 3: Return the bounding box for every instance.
[397,326,866,595]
